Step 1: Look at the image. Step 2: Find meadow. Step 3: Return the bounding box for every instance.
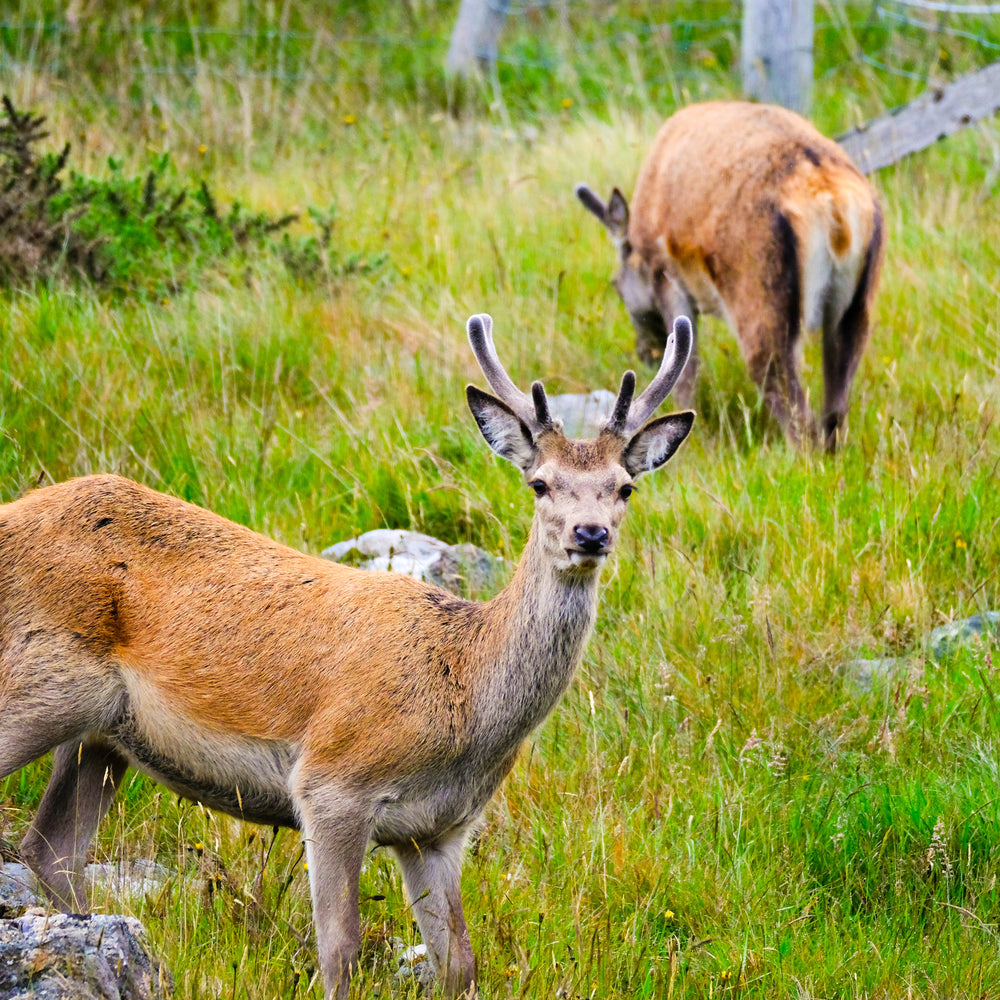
[1,2,999,997]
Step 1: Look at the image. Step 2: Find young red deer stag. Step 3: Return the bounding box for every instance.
[0,314,694,999]
[576,100,885,451]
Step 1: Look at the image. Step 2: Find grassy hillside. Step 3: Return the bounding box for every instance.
[1,3,999,998]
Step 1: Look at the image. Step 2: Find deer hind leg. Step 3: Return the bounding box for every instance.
[0,634,128,909]
[821,241,882,453]
[737,211,817,447]
[392,826,477,998]
[19,738,128,911]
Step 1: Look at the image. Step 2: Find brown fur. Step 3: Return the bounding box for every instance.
[0,314,695,1000]
[577,100,886,451]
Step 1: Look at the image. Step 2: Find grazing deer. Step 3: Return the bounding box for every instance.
[576,100,885,452]
[0,314,694,999]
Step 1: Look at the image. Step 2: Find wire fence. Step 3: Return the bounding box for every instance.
[0,2,997,116]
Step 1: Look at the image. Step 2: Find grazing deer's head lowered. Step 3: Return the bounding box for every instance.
[577,100,885,452]
[0,314,693,999]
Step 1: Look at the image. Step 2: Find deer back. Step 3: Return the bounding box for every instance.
[626,101,880,323]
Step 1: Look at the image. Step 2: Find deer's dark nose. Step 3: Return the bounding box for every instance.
[573,524,610,553]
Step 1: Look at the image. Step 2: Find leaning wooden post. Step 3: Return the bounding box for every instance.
[742,0,814,114]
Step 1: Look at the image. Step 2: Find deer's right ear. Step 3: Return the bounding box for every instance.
[607,188,629,239]
[467,386,538,471]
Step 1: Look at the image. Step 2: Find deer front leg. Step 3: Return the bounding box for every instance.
[392,826,477,999]
[296,787,372,1000]
[20,738,128,911]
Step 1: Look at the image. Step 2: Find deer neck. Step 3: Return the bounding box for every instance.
[473,518,602,745]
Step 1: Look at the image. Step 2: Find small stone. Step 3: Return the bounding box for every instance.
[395,943,428,966]
[0,864,42,917]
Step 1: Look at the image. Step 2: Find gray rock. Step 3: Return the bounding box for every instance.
[840,610,1000,694]
[0,865,42,916]
[1,861,175,918]
[0,912,171,999]
[928,612,1000,659]
[393,941,435,992]
[83,861,174,902]
[547,389,617,438]
[395,943,428,966]
[839,656,908,694]
[323,530,502,597]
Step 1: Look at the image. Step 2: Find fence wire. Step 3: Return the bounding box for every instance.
[0,4,997,111]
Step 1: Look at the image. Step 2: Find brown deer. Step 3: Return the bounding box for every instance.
[0,314,694,999]
[576,100,885,452]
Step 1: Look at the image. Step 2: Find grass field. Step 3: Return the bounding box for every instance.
[1,3,999,998]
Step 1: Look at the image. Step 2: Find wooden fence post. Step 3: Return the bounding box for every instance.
[446,0,512,77]
[742,0,814,114]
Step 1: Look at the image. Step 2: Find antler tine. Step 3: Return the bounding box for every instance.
[604,370,636,436]
[530,381,553,429]
[624,316,693,433]
[467,314,541,431]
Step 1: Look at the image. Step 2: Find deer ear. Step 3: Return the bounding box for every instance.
[575,183,608,225]
[467,386,538,471]
[623,411,694,477]
[607,188,630,239]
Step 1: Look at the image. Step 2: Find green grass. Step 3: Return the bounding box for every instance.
[2,3,1000,998]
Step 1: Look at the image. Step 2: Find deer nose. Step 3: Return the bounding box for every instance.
[573,524,610,553]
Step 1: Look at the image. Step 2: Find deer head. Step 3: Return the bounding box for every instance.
[465,313,694,574]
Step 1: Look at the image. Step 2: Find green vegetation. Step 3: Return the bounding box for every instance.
[1,2,999,998]
[0,97,377,296]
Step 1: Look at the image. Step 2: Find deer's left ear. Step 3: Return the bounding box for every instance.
[623,411,694,476]
[467,385,538,472]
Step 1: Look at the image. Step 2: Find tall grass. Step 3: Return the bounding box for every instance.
[1,3,999,998]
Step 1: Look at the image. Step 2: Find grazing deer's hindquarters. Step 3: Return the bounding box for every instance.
[0,314,694,999]
[577,100,885,452]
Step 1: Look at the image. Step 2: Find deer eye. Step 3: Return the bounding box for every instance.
[619,483,636,501]
[529,479,548,498]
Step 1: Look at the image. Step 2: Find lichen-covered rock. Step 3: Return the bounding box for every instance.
[83,861,174,903]
[323,529,502,596]
[0,912,171,999]
[392,940,436,991]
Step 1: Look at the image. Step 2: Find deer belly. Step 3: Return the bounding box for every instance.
[370,754,514,846]
[108,700,299,828]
